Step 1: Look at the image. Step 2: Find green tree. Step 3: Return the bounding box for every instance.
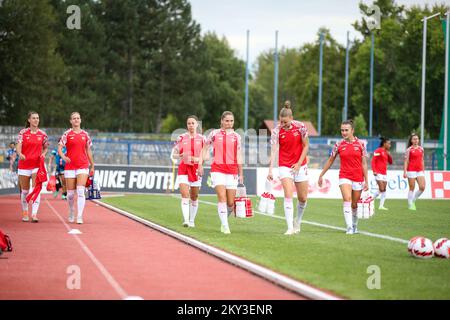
[0,0,65,126]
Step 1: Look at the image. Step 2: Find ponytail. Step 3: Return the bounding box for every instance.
[341,119,354,129]
[279,100,293,118]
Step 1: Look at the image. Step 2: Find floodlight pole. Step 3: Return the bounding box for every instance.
[244,30,250,133]
[318,32,324,136]
[273,30,279,126]
[420,12,441,146]
[343,31,350,121]
[444,12,449,170]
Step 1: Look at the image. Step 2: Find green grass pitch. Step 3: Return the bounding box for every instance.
[102,194,450,300]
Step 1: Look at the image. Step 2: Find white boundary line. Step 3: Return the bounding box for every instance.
[190,197,409,244]
[45,199,132,300]
[94,199,342,300]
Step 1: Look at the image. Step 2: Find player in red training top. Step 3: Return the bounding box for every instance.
[403,133,425,211]
[198,111,243,234]
[58,112,94,224]
[16,111,48,222]
[318,120,369,235]
[371,137,393,210]
[172,115,205,228]
[268,101,309,235]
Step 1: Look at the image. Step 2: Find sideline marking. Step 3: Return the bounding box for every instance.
[95,200,342,300]
[187,197,409,244]
[45,200,131,300]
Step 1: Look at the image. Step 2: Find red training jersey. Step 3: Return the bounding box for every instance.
[371,147,393,175]
[331,138,367,182]
[404,146,424,172]
[17,128,48,169]
[59,129,92,170]
[271,120,308,168]
[206,129,241,175]
[174,132,205,175]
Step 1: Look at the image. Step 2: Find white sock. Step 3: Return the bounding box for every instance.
[413,190,423,202]
[408,191,414,206]
[20,189,29,212]
[218,202,228,228]
[343,202,352,229]
[189,200,199,223]
[31,194,41,215]
[181,198,190,223]
[296,201,307,224]
[372,190,380,198]
[380,192,387,207]
[76,186,86,218]
[284,198,294,230]
[67,190,75,215]
[352,207,358,229]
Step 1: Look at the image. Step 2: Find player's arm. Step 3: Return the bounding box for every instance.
[58,144,70,163]
[362,155,369,191]
[293,136,309,173]
[403,150,409,178]
[387,152,393,165]
[237,138,244,184]
[86,143,94,175]
[422,150,425,172]
[41,143,48,159]
[197,143,209,177]
[318,152,337,187]
[16,142,25,160]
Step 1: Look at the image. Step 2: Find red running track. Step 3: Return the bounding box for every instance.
[0,194,303,300]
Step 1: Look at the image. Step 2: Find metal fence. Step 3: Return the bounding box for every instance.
[0,126,440,169]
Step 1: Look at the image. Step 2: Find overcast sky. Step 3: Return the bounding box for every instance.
[189,0,446,68]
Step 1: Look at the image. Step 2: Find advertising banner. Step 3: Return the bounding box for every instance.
[93,165,257,195]
[256,168,448,199]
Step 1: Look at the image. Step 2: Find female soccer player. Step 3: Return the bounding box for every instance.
[318,120,369,235]
[403,133,425,211]
[371,137,393,210]
[58,112,94,224]
[48,138,67,200]
[16,111,48,222]
[198,111,243,234]
[172,115,205,228]
[268,101,309,235]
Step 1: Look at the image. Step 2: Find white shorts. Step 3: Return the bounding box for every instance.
[17,168,39,177]
[278,165,308,182]
[374,173,387,182]
[339,178,364,191]
[64,168,89,179]
[210,172,239,190]
[177,175,202,188]
[406,171,425,179]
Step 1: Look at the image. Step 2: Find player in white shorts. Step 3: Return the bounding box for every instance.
[198,111,243,234]
[268,101,309,235]
[318,120,369,235]
[172,115,205,227]
[59,112,94,224]
[16,111,48,222]
[403,133,425,211]
[371,137,393,210]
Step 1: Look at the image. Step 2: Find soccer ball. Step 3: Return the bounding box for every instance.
[433,238,450,259]
[407,236,422,255]
[411,237,434,259]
